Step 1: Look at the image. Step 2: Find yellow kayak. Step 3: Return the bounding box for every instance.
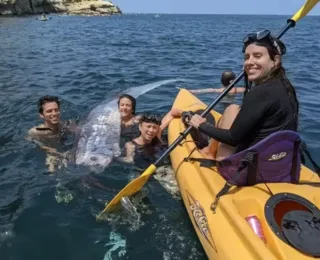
[168,89,320,260]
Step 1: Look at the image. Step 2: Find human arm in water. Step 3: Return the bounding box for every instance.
[188,88,225,94]
[25,127,59,154]
[116,141,135,164]
[25,127,70,172]
[157,108,183,139]
[188,87,246,94]
[65,119,78,133]
[176,84,246,94]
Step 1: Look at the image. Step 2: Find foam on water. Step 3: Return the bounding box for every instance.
[103,231,127,260]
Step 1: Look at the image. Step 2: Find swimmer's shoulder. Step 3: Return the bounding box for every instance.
[27,124,49,139]
[26,124,51,146]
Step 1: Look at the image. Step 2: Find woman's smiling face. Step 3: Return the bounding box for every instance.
[244,43,279,84]
[118,97,134,119]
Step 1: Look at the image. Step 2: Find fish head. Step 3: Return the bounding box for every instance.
[76,150,114,173]
[87,153,113,173]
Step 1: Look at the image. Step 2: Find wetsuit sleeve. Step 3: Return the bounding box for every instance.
[198,86,273,146]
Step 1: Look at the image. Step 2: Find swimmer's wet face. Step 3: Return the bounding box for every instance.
[39,102,60,126]
[38,96,61,126]
[138,114,162,142]
[118,94,136,121]
[139,122,160,142]
[118,97,134,119]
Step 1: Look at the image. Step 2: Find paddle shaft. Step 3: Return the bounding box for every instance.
[154,20,296,167]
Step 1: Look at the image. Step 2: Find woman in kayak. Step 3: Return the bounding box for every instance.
[187,30,299,161]
[187,70,246,95]
[120,109,182,168]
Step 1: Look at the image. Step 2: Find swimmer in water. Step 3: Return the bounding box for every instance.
[117,94,142,146]
[119,108,182,167]
[26,95,76,172]
[187,70,246,95]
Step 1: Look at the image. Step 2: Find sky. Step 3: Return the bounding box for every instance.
[114,0,320,15]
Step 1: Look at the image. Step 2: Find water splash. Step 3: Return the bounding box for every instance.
[54,182,74,204]
[96,196,147,232]
[103,231,126,260]
[153,166,181,200]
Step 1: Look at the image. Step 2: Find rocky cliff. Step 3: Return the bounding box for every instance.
[0,0,122,16]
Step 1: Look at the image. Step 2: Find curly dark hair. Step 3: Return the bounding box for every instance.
[139,113,162,125]
[38,96,60,114]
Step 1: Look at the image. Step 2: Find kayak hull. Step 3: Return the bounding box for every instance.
[168,89,320,260]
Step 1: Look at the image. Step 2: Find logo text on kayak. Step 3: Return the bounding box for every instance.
[186,190,217,252]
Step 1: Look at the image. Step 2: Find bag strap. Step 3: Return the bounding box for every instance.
[290,139,300,183]
[184,157,233,168]
[184,157,216,166]
[211,151,256,213]
[210,162,247,213]
[246,152,258,186]
[186,152,258,186]
[300,141,320,175]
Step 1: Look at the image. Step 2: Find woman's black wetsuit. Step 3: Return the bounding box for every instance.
[131,138,168,170]
[120,122,140,148]
[198,78,298,152]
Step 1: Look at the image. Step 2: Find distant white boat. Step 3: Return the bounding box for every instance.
[154,14,161,18]
[37,15,50,21]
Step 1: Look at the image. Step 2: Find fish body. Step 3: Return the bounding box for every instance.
[74,79,182,172]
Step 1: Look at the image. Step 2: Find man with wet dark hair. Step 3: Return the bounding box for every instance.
[26,95,76,172]
[38,95,60,114]
[27,95,73,142]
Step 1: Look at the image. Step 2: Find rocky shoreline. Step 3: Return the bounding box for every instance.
[0,0,122,16]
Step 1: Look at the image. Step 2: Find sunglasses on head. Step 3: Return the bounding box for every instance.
[140,114,162,125]
[242,30,285,55]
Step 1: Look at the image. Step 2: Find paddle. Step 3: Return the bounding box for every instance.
[97,0,320,219]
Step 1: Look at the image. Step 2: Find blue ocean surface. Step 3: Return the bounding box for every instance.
[1,13,320,260]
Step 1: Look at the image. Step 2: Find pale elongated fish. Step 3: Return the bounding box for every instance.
[74,79,181,172]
